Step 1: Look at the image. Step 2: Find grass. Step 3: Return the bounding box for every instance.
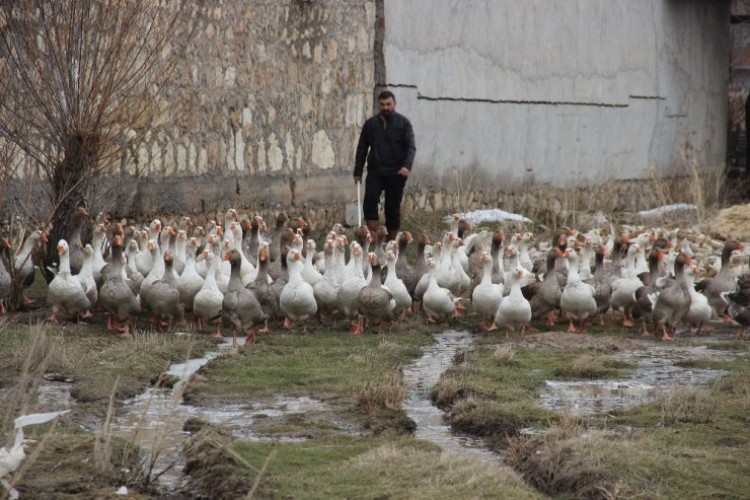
[437,330,750,498]
[193,434,542,499]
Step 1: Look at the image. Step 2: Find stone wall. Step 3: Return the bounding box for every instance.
[103,0,377,215]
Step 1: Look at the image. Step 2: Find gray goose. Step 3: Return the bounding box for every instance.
[247,242,278,333]
[395,231,417,294]
[222,248,264,345]
[651,253,692,341]
[695,240,745,319]
[98,236,141,336]
[356,253,395,333]
[145,251,183,332]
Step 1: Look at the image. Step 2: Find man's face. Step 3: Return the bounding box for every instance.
[378,97,396,118]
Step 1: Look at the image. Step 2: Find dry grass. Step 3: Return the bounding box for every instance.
[657,385,716,426]
[493,345,517,365]
[343,442,541,499]
[356,372,405,413]
[553,354,620,379]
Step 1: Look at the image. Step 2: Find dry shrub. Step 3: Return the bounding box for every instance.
[554,354,616,379]
[356,373,405,413]
[658,386,716,425]
[430,372,464,408]
[493,345,517,365]
[505,424,656,499]
[180,427,257,499]
[449,396,526,441]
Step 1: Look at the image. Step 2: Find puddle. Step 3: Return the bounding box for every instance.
[539,344,743,416]
[108,337,354,490]
[402,330,501,462]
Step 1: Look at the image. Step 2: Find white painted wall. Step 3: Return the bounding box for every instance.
[384,0,730,188]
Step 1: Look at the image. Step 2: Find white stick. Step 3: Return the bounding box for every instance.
[356,180,362,227]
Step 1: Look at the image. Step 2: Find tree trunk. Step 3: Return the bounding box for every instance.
[41,133,99,283]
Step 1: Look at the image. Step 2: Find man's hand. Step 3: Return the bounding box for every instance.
[354,176,362,184]
[397,167,410,178]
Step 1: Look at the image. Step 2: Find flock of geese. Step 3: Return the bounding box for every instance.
[3,207,750,344]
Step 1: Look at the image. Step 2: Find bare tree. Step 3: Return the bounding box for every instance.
[0,0,197,284]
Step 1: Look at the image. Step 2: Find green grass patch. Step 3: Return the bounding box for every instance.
[226,435,541,499]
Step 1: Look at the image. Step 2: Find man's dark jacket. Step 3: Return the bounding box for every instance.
[354,112,416,177]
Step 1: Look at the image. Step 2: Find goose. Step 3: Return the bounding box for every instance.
[609,242,644,328]
[124,238,144,295]
[336,241,367,333]
[0,237,11,314]
[46,240,91,323]
[591,245,612,325]
[503,245,535,296]
[241,216,263,266]
[721,287,750,340]
[134,229,154,276]
[356,253,395,333]
[434,233,462,296]
[384,248,413,320]
[651,253,692,341]
[695,240,745,320]
[422,257,462,323]
[301,239,324,287]
[578,236,594,281]
[631,247,665,336]
[490,266,532,338]
[75,244,98,317]
[485,229,505,285]
[312,238,341,324]
[685,263,712,336]
[268,212,289,263]
[1,411,70,500]
[395,231,417,294]
[67,204,89,275]
[415,240,441,303]
[90,223,108,283]
[176,237,204,313]
[173,229,188,276]
[518,232,535,272]
[560,249,597,333]
[411,233,433,294]
[145,251,183,332]
[193,249,224,337]
[247,242,278,333]
[138,239,164,309]
[524,248,564,326]
[471,250,503,330]
[228,221,255,281]
[222,248,264,345]
[279,248,317,332]
[98,236,140,336]
[14,229,46,305]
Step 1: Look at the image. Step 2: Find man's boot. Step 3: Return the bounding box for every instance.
[365,220,379,242]
[387,229,399,242]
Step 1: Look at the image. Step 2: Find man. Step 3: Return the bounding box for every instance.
[353,90,416,242]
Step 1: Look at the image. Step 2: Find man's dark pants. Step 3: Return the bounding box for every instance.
[362,172,407,231]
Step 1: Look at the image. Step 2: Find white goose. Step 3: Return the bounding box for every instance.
[471,250,503,330]
[279,248,317,332]
[301,238,324,287]
[685,263,712,335]
[47,240,91,322]
[384,248,412,319]
[193,249,224,336]
[423,257,461,323]
[609,242,643,327]
[559,249,597,333]
[490,266,532,338]
[337,241,367,332]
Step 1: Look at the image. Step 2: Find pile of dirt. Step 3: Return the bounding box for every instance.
[515,331,645,352]
[704,203,750,240]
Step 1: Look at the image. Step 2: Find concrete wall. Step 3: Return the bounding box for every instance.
[385,0,731,191]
